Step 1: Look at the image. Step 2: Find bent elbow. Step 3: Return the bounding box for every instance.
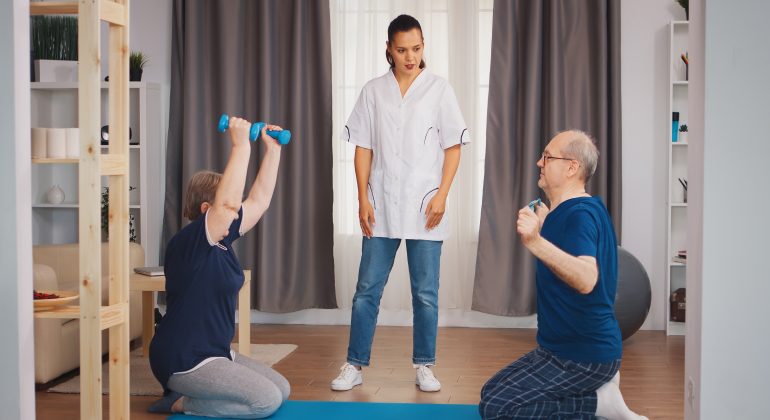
[221,201,241,214]
[579,277,598,294]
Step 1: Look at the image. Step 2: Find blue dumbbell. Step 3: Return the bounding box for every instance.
[527,198,541,212]
[218,114,291,145]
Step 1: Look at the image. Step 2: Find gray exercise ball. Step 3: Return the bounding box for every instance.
[613,246,651,341]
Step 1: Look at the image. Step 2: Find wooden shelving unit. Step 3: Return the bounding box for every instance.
[666,21,689,337]
[31,1,133,419]
[31,81,163,266]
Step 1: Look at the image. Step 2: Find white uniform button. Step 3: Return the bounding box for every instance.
[398,105,401,108]
[397,127,400,132]
[395,176,398,181]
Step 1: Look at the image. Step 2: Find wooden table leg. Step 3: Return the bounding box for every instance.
[238,271,251,357]
[142,291,154,358]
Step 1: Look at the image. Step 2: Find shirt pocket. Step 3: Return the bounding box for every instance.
[408,171,441,213]
[409,101,440,148]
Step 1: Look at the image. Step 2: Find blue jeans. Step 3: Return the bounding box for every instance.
[347,237,442,366]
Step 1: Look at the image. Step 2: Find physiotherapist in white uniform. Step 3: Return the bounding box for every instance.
[332,14,470,393]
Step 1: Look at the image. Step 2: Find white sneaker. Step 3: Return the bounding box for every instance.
[331,363,362,391]
[414,364,441,392]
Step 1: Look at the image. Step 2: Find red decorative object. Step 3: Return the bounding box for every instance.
[34,290,61,300]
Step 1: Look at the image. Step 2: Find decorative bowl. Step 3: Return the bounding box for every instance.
[33,291,79,312]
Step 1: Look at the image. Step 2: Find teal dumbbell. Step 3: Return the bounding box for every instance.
[527,199,541,212]
[218,114,291,145]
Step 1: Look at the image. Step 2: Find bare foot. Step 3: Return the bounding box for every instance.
[170,396,184,413]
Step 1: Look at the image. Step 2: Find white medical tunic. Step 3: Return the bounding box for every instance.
[342,69,470,240]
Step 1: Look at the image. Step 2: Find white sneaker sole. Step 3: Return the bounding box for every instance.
[331,378,362,391]
[415,379,441,392]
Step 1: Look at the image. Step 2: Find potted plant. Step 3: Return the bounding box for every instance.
[678,124,688,143]
[31,16,78,82]
[129,51,149,82]
[674,0,689,20]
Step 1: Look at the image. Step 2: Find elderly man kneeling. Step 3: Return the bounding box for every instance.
[479,131,647,420]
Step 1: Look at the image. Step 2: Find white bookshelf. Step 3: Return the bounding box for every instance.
[30,81,163,266]
[666,21,689,336]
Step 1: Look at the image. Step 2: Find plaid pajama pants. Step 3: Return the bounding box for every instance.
[479,346,621,420]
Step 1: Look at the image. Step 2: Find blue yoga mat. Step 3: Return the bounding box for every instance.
[167,400,481,420]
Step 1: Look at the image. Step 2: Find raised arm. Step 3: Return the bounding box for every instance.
[208,117,252,243]
[517,205,599,294]
[240,125,283,234]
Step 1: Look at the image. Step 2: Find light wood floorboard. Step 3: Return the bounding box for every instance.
[35,325,685,419]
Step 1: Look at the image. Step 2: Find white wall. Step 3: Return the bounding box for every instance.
[685,0,770,418]
[99,0,173,263]
[98,0,172,87]
[0,1,35,419]
[621,0,688,330]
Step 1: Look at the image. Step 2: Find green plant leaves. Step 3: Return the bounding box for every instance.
[130,51,149,70]
[31,16,78,61]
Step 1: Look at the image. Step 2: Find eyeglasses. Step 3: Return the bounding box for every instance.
[540,153,574,164]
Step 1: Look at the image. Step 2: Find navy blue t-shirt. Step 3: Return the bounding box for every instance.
[149,207,245,395]
[536,196,622,364]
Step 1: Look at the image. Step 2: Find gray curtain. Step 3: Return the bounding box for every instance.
[162,0,337,313]
[472,0,622,316]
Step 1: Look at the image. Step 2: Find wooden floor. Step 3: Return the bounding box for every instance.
[35,325,685,419]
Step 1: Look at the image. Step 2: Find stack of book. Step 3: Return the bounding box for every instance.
[672,250,686,264]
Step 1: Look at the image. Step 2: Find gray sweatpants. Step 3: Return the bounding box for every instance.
[167,352,290,419]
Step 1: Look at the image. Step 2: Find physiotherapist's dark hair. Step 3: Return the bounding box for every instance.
[386,14,426,69]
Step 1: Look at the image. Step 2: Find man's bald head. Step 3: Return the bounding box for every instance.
[558,130,600,183]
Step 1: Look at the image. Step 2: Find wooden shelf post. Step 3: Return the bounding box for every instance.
[78,0,105,417]
[32,1,132,419]
[107,0,131,418]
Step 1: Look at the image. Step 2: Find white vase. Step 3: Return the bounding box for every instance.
[678,132,688,144]
[47,128,66,159]
[34,60,78,82]
[47,185,65,204]
[65,128,79,159]
[31,127,47,158]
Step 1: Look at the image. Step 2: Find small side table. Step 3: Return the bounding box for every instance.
[129,270,252,358]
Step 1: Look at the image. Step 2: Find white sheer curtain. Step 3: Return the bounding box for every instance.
[330,0,495,318]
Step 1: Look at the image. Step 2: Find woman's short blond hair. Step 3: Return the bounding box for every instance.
[183,170,222,221]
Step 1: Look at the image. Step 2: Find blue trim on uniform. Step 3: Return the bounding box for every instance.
[368,183,376,210]
[460,128,468,144]
[345,125,351,142]
[423,127,433,145]
[420,188,440,212]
